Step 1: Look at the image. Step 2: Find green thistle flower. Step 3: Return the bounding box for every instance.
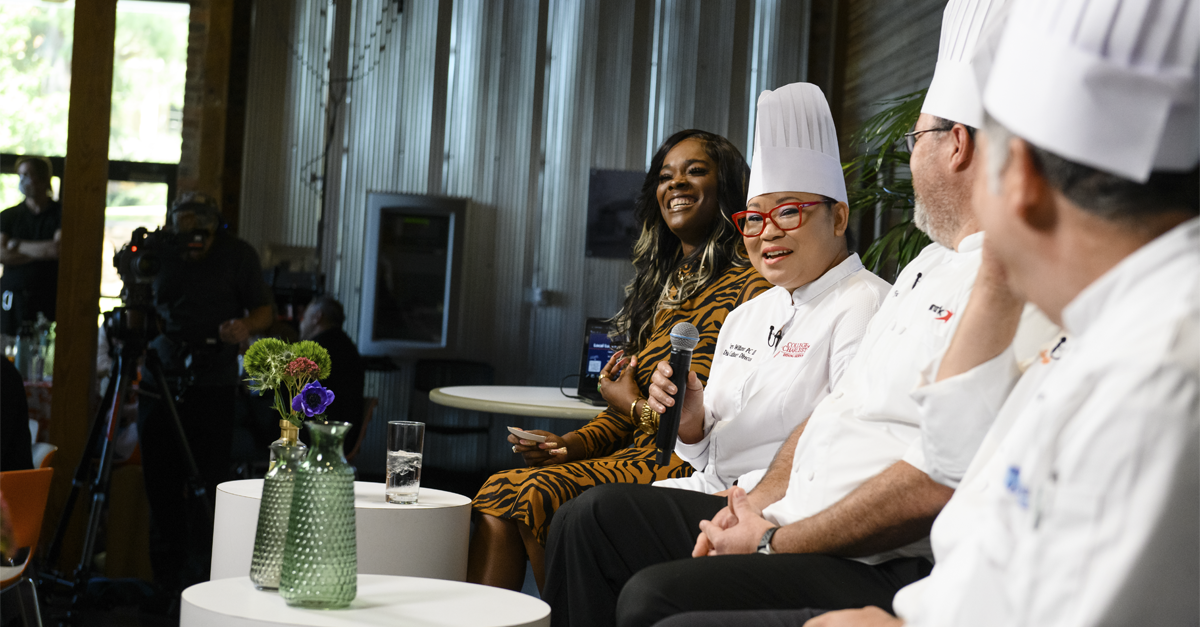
[244,338,289,391]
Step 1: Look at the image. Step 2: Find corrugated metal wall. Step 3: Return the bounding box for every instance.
[240,0,331,253]
[240,0,819,474]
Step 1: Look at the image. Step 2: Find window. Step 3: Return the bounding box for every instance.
[0,0,188,161]
[1,0,187,325]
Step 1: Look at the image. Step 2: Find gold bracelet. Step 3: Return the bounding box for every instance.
[630,398,641,420]
[637,397,659,435]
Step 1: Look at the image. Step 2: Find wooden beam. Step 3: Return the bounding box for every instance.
[221,0,254,236]
[45,0,117,566]
[178,0,235,225]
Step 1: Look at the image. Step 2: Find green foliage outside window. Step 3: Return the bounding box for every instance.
[0,4,73,157]
[0,2,186,164]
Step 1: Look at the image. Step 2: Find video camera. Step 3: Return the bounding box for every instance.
[114,226,204,283]
[109,226,221,377]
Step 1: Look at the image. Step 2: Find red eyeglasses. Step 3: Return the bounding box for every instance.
[732,201,832,237]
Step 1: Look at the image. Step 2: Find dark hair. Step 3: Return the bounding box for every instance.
[931,116,977,142]
[1027,148,1199,222]
[311,296,346,328]
[983,114,1199,223]
[15,156,51,182]
[609,129,751,352]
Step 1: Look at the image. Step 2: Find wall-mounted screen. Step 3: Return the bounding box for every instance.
[585,169,643,259]
[358,193,467,356]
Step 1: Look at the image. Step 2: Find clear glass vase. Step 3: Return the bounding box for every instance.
[248,421,307,590]
[279,421,357,608]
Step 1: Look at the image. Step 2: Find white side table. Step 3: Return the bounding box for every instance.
[211,480,470,582]
[181,575,550,627]
[429,385,602,420]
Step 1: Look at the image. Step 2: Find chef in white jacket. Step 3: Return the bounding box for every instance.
[649,82,891,496]
[809,0,1200,626]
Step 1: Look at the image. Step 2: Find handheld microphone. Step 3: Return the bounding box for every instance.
[656,322,699,466]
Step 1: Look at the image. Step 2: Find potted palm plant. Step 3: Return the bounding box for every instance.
[842,90,928,280]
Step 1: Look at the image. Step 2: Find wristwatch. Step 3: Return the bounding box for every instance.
[757,526,780,555]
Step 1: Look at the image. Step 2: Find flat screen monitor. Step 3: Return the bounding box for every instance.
[358,193,467,356]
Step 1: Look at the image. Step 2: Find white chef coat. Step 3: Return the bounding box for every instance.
[894,333,1067,623]
[899,218,1200,627]
[656,253,890,494]
[757,232,987,563]
[914,305,1061,489]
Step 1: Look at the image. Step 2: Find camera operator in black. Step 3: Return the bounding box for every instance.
[137,192,272,597]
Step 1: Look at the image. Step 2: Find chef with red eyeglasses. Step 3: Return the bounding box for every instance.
[645,82,890,496]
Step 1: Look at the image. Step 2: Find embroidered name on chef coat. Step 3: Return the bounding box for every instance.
[775,342,810,358]
[722,343,757,362]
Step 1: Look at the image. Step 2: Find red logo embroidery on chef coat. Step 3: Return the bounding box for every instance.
[928,304,953,322]
[776,342,810,358]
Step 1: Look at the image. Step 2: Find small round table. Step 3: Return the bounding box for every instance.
[211,481,470,582]
[429,386,601,421]
[181,575,550,627]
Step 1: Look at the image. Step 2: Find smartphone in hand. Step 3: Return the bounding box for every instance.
[507,427,548,443]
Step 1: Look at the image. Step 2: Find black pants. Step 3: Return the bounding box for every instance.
[137,384,236,592]
[653,609,829,627]
[544,483,931,627]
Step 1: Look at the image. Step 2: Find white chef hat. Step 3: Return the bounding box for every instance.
[980,0,1199,183]
[921,0,1006,129]
[747,82,847,205]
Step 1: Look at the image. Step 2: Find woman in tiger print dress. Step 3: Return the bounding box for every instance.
[468,130,771,592]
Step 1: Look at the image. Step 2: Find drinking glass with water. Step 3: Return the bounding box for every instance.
[386,421,424,504]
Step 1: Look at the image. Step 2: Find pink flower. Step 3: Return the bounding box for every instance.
[285,357,320,379]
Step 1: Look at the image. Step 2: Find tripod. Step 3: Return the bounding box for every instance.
[40,306,213,615]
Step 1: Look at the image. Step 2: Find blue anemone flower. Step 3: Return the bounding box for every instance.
[292,381,336,417]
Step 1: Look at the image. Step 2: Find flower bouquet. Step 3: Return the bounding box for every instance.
[243,337,357,607]
[243,338,335,590]
[243,338,334,434]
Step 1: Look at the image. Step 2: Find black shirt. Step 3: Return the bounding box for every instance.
[147,232,271,388]
[0,200,62,323]
[311,327,366,446]
[1,357,34,471]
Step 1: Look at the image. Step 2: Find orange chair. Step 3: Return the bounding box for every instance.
[30,444,57,470]
[0,467,54,627]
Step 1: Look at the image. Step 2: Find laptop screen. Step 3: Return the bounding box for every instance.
[576,318,617,403]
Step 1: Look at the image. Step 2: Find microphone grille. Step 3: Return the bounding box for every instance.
[668,322,700,351]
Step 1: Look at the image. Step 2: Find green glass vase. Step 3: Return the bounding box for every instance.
[279,421,357,608]
[248,421,306,590]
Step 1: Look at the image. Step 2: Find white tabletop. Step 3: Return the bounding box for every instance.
[181,575,550,627]
[211,481,471,582]
[217,480,471,509]
[429,385,603,421]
